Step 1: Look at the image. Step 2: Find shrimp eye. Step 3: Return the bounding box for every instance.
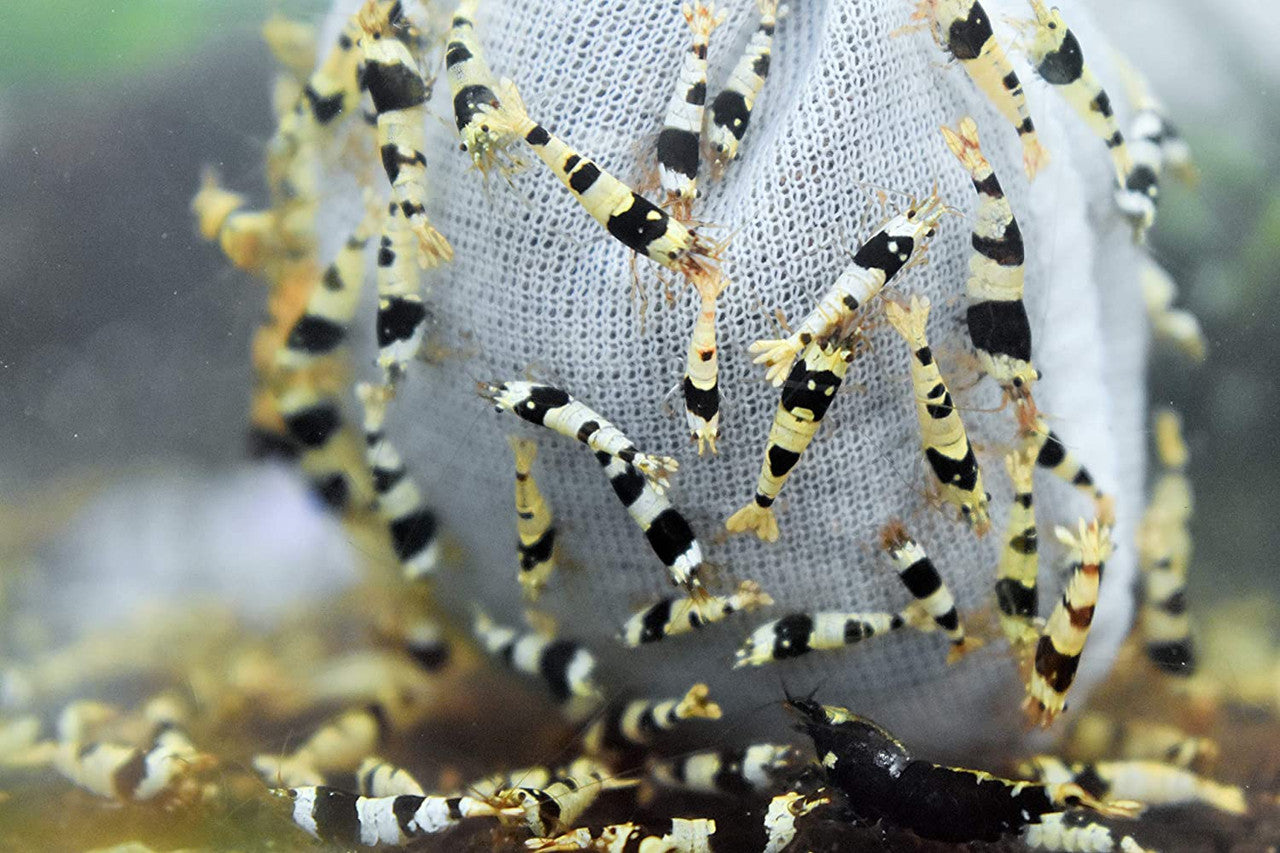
[907,209,916,219]
[1048,21,1057,28]
[1012,376,1023,387]
[925,228,936,238]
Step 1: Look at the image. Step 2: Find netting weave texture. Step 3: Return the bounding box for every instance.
[326,0,1147,756]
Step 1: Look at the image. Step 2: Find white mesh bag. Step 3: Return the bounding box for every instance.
[323,0,1148,757]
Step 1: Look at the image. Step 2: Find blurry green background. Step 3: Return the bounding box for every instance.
[0,1,1275,622]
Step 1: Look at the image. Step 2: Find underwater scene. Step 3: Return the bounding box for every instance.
[1,0,1277,850]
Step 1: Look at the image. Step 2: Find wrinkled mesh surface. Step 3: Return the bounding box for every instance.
[325,0,1146,758]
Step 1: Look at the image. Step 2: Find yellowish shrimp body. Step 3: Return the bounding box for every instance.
[683,273,728,454]
[995,447,1040,648]
[940,118,1039,410]
[727,339,855,542]
[1023,2,1133,187]
[749,192,944,385]
[191,169,278,273]
[509,437,558,601]
[582,684,722,757]
[1022,756,1247,816]
[277,213,376,371]
[659,2,725,217]
[912,0,1048,178]
[881,521,980,663]
[885,296,990,535]
[446,1,524,177]
[622,580,773,646]
[374,201,429,384]
[707,0,781,178]
[1141,258,1206,362]
[480,80,716,279]
[359,4,453,269]
[1137,410,1196,674]
[1025,520,1111,727]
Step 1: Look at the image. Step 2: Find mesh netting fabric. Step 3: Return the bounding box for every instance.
[323,0,1147,757]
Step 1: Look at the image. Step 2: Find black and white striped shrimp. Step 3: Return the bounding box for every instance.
[880,521,980,663]
[1109,66,1162,239]
[707,0,783,179]
[526,818,717,852]
[598,453,706,592]
[476,79,719,280]
[254,704,389,787]
[749,191,945,385]
[1112,51,1196,186]
[648,743,798,797]
[359,2,453,269]
[277,384,375,512]
[446,0,525,178]
[909,0,1049,178]
[485,381,679,487]
[356,383,442,580]
[621,580,773,646]
[355,756,426,797]
[1020,416,1114,523]
[54,702,212,803]
[1141,256,1207,362]
[683,272,728,454]
[1025,519,1111,727]
[493,756,639,837]
[1137,409,1196,675]
[510,437,559,601]
[267,4,369,174]
[55,725,210,803]
[1021,756,1247,815]
[582,684,722,758]
[1022,813,1151,853]
[884,296,991,535]
[727,338,857,542]
[995,447,1040,648]
[278,785,514,846]
[1021,3,1136,202]
[735,610,919,668]
[940,117,1040,412]
[659,1,725,219]
[373,201,431,385]
[472,611,602,710]
[277,209,376,371]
